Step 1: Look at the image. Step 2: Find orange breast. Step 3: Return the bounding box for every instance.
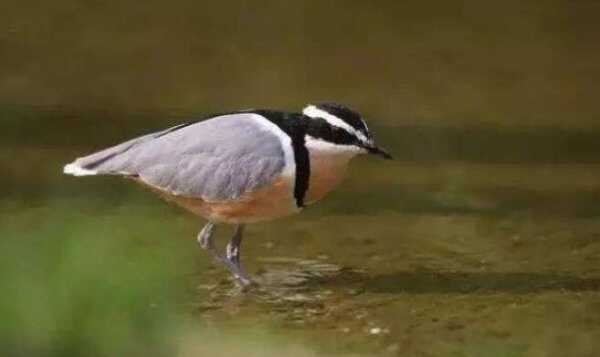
[305,151,351,205]
[134,176,298,224]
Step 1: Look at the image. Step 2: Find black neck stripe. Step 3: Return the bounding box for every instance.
[252,110,311,208]
[291,136,309,208]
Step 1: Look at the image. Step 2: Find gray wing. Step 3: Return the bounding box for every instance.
[66,113,286,201]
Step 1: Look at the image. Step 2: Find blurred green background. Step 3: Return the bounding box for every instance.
[2,1,600,356]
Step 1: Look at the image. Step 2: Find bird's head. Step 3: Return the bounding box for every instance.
[302,102,392,159]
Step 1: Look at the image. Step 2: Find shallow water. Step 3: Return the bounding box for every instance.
[2,108,600,356]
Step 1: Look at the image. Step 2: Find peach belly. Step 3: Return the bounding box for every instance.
[134,176,299,224]
[305,152,351,205]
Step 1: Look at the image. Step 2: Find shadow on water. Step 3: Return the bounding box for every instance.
[200,261,600,312]
[358,270,600,295]
[194,261,600,342]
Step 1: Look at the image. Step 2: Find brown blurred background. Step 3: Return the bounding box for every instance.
[1,0,599,127]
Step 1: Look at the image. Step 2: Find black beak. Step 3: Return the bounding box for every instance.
[366,144,393,160]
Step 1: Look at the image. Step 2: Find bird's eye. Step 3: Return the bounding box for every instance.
[331,126,357,145]
[331,126,344,139]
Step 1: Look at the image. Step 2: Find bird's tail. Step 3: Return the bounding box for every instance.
[63,131,160,177]
[63,121,194,177]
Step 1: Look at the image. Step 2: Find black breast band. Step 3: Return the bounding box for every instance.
[252,110,311,208]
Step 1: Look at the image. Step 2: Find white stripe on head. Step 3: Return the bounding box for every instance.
[304,135,366,155]
[302,105,368,143]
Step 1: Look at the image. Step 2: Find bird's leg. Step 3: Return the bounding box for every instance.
[197,222,252,287]
[198,222,226,261]
[226,224,252,287]
[226,224,244,267]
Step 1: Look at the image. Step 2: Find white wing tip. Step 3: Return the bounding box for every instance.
[63,162,97,176]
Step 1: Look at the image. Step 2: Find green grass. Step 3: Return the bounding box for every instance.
[0,199,190,356]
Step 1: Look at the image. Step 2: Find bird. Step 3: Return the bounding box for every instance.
[63,102,392,287]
